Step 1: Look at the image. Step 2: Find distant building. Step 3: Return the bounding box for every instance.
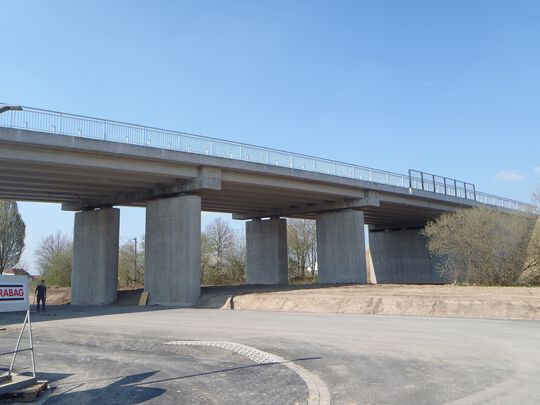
[3,268,34,279]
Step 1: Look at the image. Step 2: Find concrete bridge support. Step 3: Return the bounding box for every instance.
[246,218,288,284]
[369,228,443,284]
[316,210,367,284]
[144,195,201,306]
[72,208,120,305]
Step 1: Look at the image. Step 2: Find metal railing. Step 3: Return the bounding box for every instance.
[0,105,535,213]
[409,169,477,200]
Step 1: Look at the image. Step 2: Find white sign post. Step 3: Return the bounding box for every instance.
[0,275,36,380]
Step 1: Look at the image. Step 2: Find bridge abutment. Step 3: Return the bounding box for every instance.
[144,195,201,306]
[71,207,120,305]
[316,210,367,284]
[246,218,288,284]
[369,228,443,283]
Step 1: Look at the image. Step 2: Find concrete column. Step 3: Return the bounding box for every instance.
[145,195,201,306]
[369,228,443,284]
[246,218,288,284]
[72,208,120,305]
[520,217,540,283]
[316,210,367,284]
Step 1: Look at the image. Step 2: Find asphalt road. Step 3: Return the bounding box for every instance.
[1,306,539,404]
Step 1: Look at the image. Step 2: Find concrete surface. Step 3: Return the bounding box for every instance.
[0,373,37,396]
[369,228,444,284]
[316,210,367,284]
[2,126,519,230]
[246,218,288,285]
[71,208,120,305]
[520,217,540,283]
[144,195,201,306]
[1,306,539,404]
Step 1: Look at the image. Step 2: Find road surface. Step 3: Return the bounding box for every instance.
[1,306,539,404]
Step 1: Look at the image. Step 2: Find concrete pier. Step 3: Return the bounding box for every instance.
[246,218,288,284]
[369,228,443,283]
[72,208,120,305]
[144,195,201,306]
[316,210,367,284]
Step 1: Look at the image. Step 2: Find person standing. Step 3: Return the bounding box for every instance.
[35,280,47,312]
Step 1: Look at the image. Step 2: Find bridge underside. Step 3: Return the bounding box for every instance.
[1,128,499,305]
[0,136,458,229]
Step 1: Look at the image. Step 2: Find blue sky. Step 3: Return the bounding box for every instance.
[1,1,540,272]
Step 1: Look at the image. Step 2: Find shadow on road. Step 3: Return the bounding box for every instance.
[45,371,165,405]
[134,356,322,387]
[0,305,178,326]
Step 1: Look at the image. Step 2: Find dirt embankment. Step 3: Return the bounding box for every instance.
[43,284,540,321]
[199,284,540,321]
[38,287,71,305]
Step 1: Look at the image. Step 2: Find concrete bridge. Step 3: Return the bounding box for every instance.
[0,105,534,306]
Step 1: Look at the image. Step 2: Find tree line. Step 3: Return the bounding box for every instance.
[28,216,318,287]
[423,206,539,285]
[0,201,25,274]
[1,190,539,287]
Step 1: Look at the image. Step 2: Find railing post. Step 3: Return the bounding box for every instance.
[443,177,447,195]
[420,172,424,190]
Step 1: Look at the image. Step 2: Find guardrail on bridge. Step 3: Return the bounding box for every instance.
[0,105,535,213]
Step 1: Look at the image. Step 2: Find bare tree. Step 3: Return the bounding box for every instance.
[422,207,536,285]
[287,219,317,281]
[201,232,213,279]
[225,231,246,282]
[532,186,540,207]
[35,230,71,274]
[34,230,72,286]
[118,237,145,287]
[0,200,25,274]
[206,217,235,260]
[201,218,246,285]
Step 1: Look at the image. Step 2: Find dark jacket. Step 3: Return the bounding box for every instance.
[36,284,47,298]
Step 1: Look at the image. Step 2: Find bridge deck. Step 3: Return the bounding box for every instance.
[0,125,529,229]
